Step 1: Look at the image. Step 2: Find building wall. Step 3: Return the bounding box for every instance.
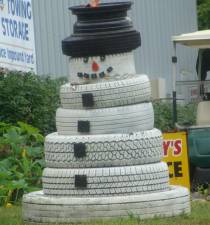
[32,0,197,93]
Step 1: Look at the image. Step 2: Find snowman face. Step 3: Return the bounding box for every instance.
[69,53,136,84]
[74,55,114,80]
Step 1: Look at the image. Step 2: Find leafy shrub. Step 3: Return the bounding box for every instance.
[0,71,67,135]
[0,122,44,206]
[153,100,197,132]
[197,0,210,30]
[153,101,173,132]
[177,102,197,126]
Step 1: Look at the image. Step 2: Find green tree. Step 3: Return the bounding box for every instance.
[197,0,210,30]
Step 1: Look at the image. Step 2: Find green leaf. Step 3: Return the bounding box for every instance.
[11,179,28,190]
[27,186,42,192]
[26,147,43,158]
[18,157,32,176]
[3,128,24,145]
[33,159,45,168]
[0,158,13,170]
[17,122,40,135]
[0,122,12,135]
[0,171,12,180]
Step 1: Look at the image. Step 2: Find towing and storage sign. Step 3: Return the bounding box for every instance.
[163,132,190,190]
[0,0,36,72]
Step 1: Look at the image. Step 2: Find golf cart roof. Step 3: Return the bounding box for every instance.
[172,30,210,48]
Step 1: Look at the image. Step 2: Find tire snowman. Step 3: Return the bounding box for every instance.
[22,1,190,223]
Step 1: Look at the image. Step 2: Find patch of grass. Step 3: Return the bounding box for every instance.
[1,202,210,225]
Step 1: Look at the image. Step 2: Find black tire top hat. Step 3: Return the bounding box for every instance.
[62,1,141,57]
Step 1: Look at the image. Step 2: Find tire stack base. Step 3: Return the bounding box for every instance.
[23,186,190,223]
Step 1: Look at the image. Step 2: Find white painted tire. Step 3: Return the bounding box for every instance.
[56,103,154,135]
[68,52,136,85]
[42,162,169,196]
[60,75,151,109]
[45,129,163,168]
[22,186,190,223]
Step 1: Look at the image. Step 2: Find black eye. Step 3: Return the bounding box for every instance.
[83,57,89,63]
[84,73,90,79]
[100,56,106,62]
[99,72,106,78]
[107,67,113,73]
[77,72,83,78]
[91,74,97,79]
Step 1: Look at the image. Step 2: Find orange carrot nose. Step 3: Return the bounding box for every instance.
[92,61,100,72]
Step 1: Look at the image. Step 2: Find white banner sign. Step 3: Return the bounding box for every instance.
[0,0,36,72]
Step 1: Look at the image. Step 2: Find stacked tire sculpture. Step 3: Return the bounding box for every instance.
[23,1,190,223]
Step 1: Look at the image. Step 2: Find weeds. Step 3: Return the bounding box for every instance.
[0,122,44,206]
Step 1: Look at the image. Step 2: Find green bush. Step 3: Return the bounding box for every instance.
[153,101,173,132]
[153,100,197,132]
[177,102,197,126]
[0,122,44,206]
[0,71,67,135]
[197,0,210,30]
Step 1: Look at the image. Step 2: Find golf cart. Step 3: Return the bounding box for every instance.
[172,30,210,188]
